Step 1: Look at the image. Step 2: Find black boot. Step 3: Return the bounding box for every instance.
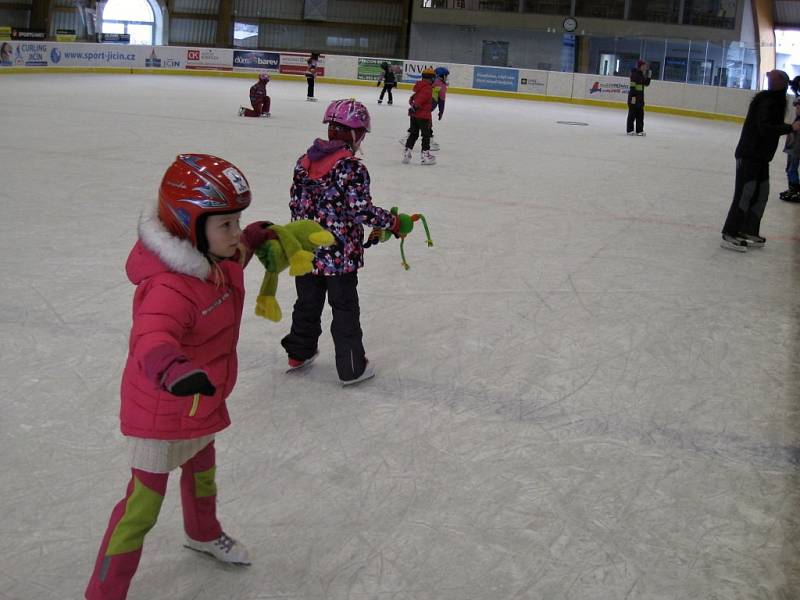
[783,183,800,202]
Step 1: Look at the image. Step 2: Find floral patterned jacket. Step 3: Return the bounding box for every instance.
[289,139,395,275]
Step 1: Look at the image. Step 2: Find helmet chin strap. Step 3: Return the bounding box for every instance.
[328,125,367,153]
[352,129,366,154]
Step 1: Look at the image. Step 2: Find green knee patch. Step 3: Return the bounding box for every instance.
[194,466,217,498]
[106,477,165,556]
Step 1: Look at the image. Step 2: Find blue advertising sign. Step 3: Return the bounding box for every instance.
[233,50,279,70]
[473,66,519,92]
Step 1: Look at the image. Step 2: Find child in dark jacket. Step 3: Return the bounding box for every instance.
[401,68,436,166]
[377,61,397,105]
[627,60,651,136]
[306,52,320,101]
[276,99,399,385]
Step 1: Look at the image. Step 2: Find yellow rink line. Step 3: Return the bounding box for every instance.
[0,66,745,123]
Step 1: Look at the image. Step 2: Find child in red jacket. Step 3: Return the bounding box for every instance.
[239,72,271,117]
[402,68,436,165]
[85,154,273,600]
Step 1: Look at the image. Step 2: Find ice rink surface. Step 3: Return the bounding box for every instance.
[1,73,800,600]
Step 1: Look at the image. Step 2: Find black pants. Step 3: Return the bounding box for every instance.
[405,117,432,152]
[407,121,434,139]
[281,272,367,381]
[379,83,394,103]
[626,101,644,133]
[306,76,315,98]
[722,158,770,237]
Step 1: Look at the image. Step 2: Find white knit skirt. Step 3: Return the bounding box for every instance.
[126,434,215,473]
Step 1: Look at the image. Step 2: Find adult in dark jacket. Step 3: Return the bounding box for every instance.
[720,69,800,251]
[627,60,651,136]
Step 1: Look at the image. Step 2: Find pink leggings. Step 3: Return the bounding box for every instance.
[85,442,222,600]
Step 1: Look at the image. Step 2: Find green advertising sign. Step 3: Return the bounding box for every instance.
[357,57,402,81]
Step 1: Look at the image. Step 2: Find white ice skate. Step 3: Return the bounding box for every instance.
[402,148,412,164]
[306,97,318,102]
[238,107,245,117]
[286,351,319,373]
[421,151,436,165]
[636,131,646,136]
[184,533,251,566]
[340,363,375,386]
[261,112,271,118]
[429,141,440,152]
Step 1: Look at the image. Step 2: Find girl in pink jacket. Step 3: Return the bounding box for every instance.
[85,154,270,600]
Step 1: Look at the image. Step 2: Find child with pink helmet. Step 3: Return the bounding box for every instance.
[272,98,399,385]
[239,71,271,118]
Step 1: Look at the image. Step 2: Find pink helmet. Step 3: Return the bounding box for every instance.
[259,71,270,82]
[323,98,371,132]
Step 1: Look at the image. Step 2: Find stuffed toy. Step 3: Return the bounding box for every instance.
[245,220,335,322]
[365,207,433,270]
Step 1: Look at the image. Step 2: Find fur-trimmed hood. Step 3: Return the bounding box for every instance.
[127,204,211,283]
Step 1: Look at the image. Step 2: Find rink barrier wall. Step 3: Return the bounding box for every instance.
[0,41,753,123]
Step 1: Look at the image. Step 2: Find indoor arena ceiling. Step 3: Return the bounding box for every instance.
[774,0,800,28]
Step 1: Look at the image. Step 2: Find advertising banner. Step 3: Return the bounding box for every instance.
[186,47,232,71]
[357,57,402,81]
[473,66,519,92]
[0,26,11,41]
[98,33,130,43]
[143,46,183,69]
[0,40,13,65]
[518,69,548,94]
[233,49,279,70]
[584,76,630,102]
[56,29,77,42]
[279,52,325,75]
[402,60,436,83]
[12,28,46,41]
[1,42,49,66]
[46,42,137,67]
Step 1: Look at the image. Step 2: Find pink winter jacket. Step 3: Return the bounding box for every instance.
[119,208,245,440]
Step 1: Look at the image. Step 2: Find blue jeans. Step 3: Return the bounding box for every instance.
[786,154,800,186]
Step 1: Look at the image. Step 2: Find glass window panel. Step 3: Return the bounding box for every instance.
[706,40,725,86]
[663,39,689,82]
[101,21,125,34]
[683,0,736,29]
[234,22,258,40]
[522,0,570,14]
[477,0,518,11]
[575,0,624,20]
[127,23,152,45]
[103,0,154,22]
[777,29,800,82]
[628,0,680,24]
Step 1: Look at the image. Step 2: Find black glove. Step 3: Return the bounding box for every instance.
[168,370,216,397]
[376,81,381,87]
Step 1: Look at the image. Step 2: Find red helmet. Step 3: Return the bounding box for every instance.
[158,154,251,250]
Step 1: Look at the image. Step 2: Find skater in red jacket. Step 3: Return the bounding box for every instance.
[401,67,437,166]
[84,154,273,600]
